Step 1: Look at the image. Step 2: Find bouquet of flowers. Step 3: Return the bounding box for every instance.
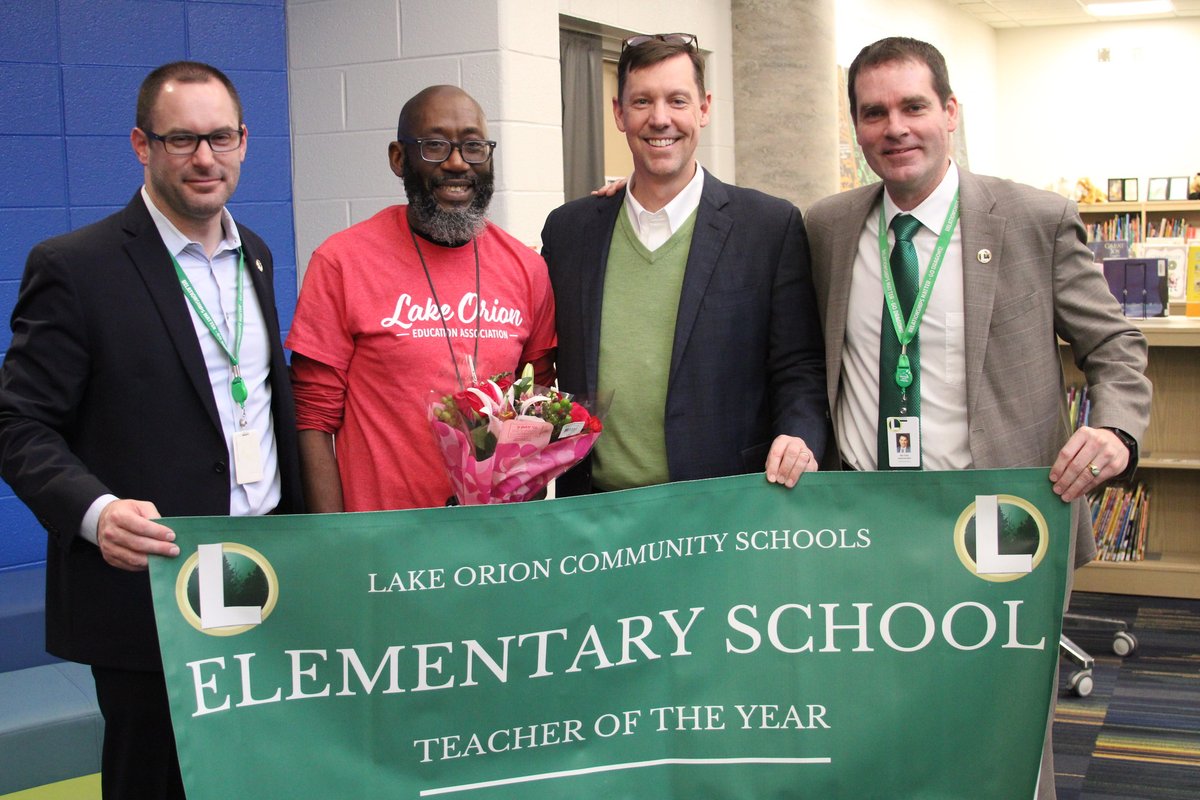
[428,366,604,504]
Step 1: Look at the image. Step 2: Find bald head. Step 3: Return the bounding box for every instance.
[397,85,485,141]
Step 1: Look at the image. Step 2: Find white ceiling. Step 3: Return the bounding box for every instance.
[947,0,1200,27]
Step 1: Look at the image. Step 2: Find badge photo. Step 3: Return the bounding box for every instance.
[887,416,920,469]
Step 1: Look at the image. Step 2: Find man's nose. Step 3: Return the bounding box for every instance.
[191,138,217,165]
[441,144,470,172]
[884,111,908,138]
[648,100,672,127]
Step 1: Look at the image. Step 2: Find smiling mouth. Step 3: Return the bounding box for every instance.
[434,183,475,203]
[646,138,679,148]
[185,175,223,188]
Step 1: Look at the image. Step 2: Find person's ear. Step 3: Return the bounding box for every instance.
[389,141,406,178]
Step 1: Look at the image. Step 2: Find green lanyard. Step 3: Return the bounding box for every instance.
[171,248,249,408]
[876,192,960,391]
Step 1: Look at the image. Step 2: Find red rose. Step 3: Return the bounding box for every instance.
[568,403,590,423]
[473,379,504,405]
[584,416,603,433]
[492,373,515,393]
[452,389,486,419]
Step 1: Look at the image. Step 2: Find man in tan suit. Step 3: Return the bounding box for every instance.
[806,37,1151,799]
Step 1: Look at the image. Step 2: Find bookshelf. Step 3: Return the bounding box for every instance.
[1062,317,1200,599]
[1080,200,1200,315]
[1079,198,1200,230]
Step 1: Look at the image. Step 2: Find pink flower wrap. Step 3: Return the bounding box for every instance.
[429,411,600,505]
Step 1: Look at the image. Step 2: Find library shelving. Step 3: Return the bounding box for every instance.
[1080,199,1200,315]
[1062,316,1200,599]
[1079,198,1200,234]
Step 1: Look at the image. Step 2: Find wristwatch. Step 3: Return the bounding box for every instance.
[1104,427,1139,482]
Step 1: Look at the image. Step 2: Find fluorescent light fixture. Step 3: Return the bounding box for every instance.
[1086,0,1174,17]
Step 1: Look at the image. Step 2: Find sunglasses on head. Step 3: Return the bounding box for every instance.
[622,33,698,51]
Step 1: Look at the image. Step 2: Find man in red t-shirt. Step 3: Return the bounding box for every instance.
[287,86,556,511]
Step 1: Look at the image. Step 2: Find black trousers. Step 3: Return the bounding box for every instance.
[91,666,186,799]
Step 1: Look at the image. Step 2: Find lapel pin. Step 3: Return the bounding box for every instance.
[976,249,992,264]
[255,259,264,273]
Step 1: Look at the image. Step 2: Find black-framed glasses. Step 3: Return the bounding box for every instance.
[398,138,497,164]
[622,32,698,51]
[144,127,244,155]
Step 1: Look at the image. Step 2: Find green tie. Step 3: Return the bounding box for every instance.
[877,214,922,470]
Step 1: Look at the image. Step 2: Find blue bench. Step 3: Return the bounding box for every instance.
[0,564,60,673]
[0,661,103,795]
[0,565,103,795]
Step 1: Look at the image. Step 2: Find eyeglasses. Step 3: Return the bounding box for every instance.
[144,127,244,155]
[398,138,497,164]
[621,33,698,51]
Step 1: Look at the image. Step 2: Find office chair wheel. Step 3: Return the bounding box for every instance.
[1066,669,1094,698]
[1112,631,1137,657]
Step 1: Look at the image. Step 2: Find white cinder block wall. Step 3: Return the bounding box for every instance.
[286,0,735,280]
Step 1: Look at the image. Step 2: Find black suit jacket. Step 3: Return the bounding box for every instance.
[0,191,303,670]
[541,170,829,495]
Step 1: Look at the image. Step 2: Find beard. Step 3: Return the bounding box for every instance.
[402,167,494,245]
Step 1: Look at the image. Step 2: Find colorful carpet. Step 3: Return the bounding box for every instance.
[1054,592,1200,799]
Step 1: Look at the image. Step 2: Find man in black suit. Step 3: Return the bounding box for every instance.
[0,61,303,798]
[541,33,828,495]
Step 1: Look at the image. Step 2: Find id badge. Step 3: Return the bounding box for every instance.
[233,429,264,484]
[886,416,920,469]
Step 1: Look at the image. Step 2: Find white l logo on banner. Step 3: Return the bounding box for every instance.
[197,542,263,628]
[974,495,1033,575]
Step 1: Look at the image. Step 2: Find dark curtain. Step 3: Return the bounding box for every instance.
[559,30,605,202]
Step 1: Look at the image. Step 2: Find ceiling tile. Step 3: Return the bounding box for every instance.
[951,0,1198,26]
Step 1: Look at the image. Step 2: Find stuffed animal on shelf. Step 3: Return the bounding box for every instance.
[1075,177,1107,204]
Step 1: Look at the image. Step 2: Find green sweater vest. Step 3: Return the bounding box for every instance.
[593,207,698,490]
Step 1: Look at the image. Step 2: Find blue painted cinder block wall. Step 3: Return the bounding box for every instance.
[0,0,295,575]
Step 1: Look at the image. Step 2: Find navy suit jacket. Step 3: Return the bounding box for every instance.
[0,192,304,670]
[541,169,829,495]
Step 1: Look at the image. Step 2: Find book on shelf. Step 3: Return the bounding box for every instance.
[1087,239,1131,262]
[1067,383,1152,563]
[1136,490,1149,561]
[1084,213,1140,244]
[1187,244,1200,317]
[1137,237,1188,301]
[1066,384,1090,430]
[1145,216,1198,239]
[1112,485,1137,559]
[1101,257,1169,317]
[1089,482,1150,563]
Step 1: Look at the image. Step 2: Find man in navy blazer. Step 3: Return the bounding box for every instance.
[0,62,303,798]
[541,33,828,496]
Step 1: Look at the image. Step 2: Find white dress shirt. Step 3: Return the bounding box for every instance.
[623,163,706,252]
[838,163,971,471]
[80,189,281,543]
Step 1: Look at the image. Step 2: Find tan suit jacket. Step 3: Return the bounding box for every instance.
[806,167,1151,567]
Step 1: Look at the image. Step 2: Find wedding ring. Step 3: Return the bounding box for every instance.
[1088,462,1101,478]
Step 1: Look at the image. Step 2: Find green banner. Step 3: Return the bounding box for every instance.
[150,468,1069,799]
